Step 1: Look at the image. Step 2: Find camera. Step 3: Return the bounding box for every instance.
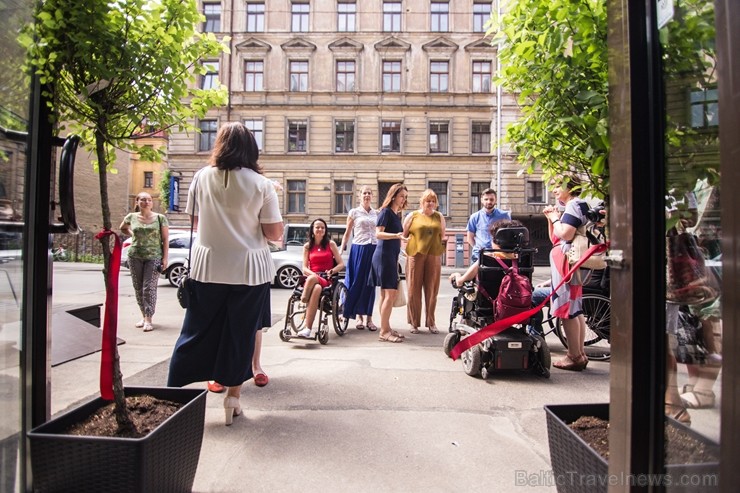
[585,205,606,223]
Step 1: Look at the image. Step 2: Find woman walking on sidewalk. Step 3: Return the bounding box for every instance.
[119,191,168,332]
[340,185,379,331]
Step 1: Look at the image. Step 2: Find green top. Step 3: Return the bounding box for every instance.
[123,213,168,260]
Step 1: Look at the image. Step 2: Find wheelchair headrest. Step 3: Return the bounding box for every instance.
[494,227,529,248]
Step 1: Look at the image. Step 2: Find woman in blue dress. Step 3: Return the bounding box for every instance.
[369,183,409,343]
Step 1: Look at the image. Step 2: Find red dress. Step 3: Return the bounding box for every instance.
[308,244,334,288]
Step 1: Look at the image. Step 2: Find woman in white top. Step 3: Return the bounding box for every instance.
[167,122,283,426]
[339,186,379,330]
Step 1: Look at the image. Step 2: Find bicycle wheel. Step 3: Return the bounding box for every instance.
[332,282,349,336]
[555,293,611,361]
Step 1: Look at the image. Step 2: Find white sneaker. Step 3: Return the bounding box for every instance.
[135,319,145,328]
[298,328,313,338]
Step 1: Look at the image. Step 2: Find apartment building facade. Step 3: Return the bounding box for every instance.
[167,0,549,257]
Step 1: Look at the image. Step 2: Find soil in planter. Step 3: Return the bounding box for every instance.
[569,416,719,464]
[65,395,182,439]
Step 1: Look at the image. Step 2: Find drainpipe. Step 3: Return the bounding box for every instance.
[226,0,234,121]
[495,2,503,204]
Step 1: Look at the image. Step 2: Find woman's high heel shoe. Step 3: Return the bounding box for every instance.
[224,396,242,426]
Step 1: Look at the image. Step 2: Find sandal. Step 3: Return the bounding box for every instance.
[409,327,420,334]
[428,326,439,334]
[379,333,403,343]
[553,354,587,371]
[680,390,715,409]
[366,323,378,332]
[665,403,692,425]
[143,322,154,332]
[355,323,365,330]
[390,330,405,339]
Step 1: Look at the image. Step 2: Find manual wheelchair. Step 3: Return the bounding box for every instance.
[444,226,552,379]
[279,273,349,344]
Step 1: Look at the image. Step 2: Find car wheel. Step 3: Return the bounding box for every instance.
[276,265,302,289]
[167,264,188,287]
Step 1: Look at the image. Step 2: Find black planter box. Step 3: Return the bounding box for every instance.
[29,387,206,493]
[544,403,719,493]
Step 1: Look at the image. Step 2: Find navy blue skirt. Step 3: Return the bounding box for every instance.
[343,243,376,318]
[167,280,271,387]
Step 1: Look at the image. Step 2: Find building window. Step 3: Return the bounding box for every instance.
[471,122,491,153]
[334,180,354,214]
[690,88,719,128]
[246,2,265,32]
[337,1,356,32]
[143,171,153,189]
[428,181,448,215]
[292,2,310,32]
[288,120,308,152]
[431,1,449,32]
[383,1,401,32]
[470,181,489,215]
[335,121,355,153]
[381,120,401,152]
[244,60,264,91]
[377,182,396,205]
[336,60,356,92]
[472,61,492,93]
[290,60,309,92]
[430,61,449,93]
[199,120,218,151]
[473,1,492,33]
[203,2,221,32]
[243,119,264,151]
[526,180,546,204]
[200,61,219,90]
[287,180,306,213]
[429,122,449,153]
[382,60,401,92]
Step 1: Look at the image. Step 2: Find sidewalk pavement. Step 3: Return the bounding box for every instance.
[50,262,604,493]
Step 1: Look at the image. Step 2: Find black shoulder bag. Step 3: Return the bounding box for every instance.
[177,177,198,308]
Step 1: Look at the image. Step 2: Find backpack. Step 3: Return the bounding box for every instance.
[493,258,533,322]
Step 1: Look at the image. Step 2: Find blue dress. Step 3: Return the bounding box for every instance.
[369,208,402,289]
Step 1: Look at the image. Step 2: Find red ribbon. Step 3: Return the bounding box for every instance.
[450,242,609,360]
[93,230,121,400]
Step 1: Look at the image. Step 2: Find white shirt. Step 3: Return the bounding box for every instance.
[186,166,283,285]
[348,207,378,245]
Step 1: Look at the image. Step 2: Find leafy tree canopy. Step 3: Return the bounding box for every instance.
[493,0,609,199]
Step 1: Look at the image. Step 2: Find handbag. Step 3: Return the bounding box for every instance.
[177,277,193,309]
[177,176,199,309]
[566,226,607,270]
[666,232,719,305]
[393,279,407,307]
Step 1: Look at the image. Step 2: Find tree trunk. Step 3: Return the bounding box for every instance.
[95,126,135,434]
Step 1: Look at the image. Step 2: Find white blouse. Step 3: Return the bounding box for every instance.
[348,207,378,245]
[186,166,283,285]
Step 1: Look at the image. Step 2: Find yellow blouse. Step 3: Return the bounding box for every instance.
[406,211,445,256]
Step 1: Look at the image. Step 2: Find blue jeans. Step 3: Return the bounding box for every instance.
[528,286,552,336]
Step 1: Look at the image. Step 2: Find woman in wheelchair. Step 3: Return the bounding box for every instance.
[297,218,344,338]
[449,219,524,288]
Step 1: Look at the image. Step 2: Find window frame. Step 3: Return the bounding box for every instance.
[243,118,264,151]
[334,120,355,153]
[198,119,218,152]
[429,121,450,154]
[689,87,719,129]
[381,120,401,153]
[382,60,402,92]
[430,60,449,93]
[383,1,402,32]
[200,60,220,90]
[430,1,449,32]
[143,171,154,189]
[337,1,356,32]
[203,2,221,32]
[287,179,307,214]
[428,181,449,215]
[526,180,547,205]
[244,60,264,91]
[469,181,490,215]
[473,1,492,33]
[246,2,265,32]
[289,60,309,92]
[334,180,355,214]
[471,121,492,154]
[291,1,310,32]
[335,59,356,92]
[287,120,308,152]
[472,60,492,93]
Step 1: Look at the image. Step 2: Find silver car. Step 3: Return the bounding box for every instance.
[122,230,194,287]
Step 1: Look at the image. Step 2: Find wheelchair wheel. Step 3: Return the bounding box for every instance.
[462,345,482,377]
[286,296,306,332]
[318,324,329,345]
[530,335,551,378]
[443,331,461,358]
[332,282,349,336]
[555,293,611,361]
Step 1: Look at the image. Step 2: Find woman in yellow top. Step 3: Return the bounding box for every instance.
[402,189,446,334]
